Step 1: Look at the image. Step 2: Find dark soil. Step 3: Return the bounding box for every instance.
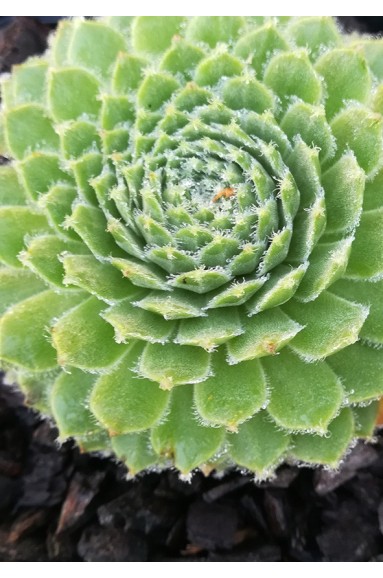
[1,16,383,562]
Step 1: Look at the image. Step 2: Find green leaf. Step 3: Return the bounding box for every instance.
[0,206,49,268]
[50,19,73,66]
[175,308,243,350]
[259,228,292,274]
[294,238,352,302]
[281,102,335,162]
[51,369,101,438]
[186,16,245,48]
[134,289,207,320]
[195,53,243,87]
[4,104,59,159]
[19,153,72,200]
[287,17,340,61]
[330,106,383,177]
[20,235,88,288]
[352,39,383,81]
[69,20,125,78]
[229,412,290,476]
[290,409,354,467]
[206,277,267,309]
[247,264,308,314]
[17,369,60,413]
[223,77,275,114]
[322,153,365,234]
[0,267,45,315]
[363,167,383,212]
[0,290,84,371]
[151,386,225,474]
[49,68,101,122]
[264,51,322,111]
[264,348,343,433]
[137,73,180,111]
[60,120,101,159]
[111,432,158,475]
[227,308,303,364]
[316,48,371,117]
[132,17,185,54]
[112,53,147,93]
[169,268,231,294]
[67,204,124,259]
[11,59,48,106]
[234,24,288,77]
[90,343,170,435]
[111,257,170,291]
[353,402,379,439]
[52,296,126,370]
[62,253,138,302]
[327,342,383,404]
[346,208,383,281]
[139,342,211,389]
[194,348,267,429]
[102,298,175,344]
[160,39,204,79]
[331,278,383,346]
[0,165,27,206]
[285,291,369,361]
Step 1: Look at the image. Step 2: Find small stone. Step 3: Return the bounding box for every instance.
[187,500,238,550]
[78,525,148,562]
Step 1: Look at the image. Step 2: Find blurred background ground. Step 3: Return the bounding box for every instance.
[0,16,383,562]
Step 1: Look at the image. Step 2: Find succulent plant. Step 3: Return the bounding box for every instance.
[1,16,383,478]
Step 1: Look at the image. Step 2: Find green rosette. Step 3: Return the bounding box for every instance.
[1,16,383,477]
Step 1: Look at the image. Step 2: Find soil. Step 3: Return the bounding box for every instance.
[1,16,383,562]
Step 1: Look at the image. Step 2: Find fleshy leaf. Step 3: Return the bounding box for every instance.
[290,409,354,467]
[327,342,383,404]
[264,348,343,433]
[227,308,303,364]
[90,343,170,435]
[194,348,267,430]
[102,298,175,344]
[0,207,50,268]
[52,296,126,370]
[330,107,383,177]
[331,278,383,346]
[229,412,290,477]
[346,208,383,281]
[353,402,379,439]
[139,342,211,389]
[4,104,59,159]
[321,153,364,234]
[132,17,185,54]
[111,432,158,475]
[0,290,84,371]
[0,267,45,315]
[316,48,371,118]
[51,369,102,438]
[175,309,243,350]
[151,386,225,474]
[284,291,369,361]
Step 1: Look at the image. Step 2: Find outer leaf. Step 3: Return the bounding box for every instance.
[194,348,267,430]
[290,409,354,467]
[151,386,225,474]
[229,412,290,477]
[263,349,344,433]
[51,296,126,370]
[90,344,170,435]
[284,291,369,361]
[0,290,84,371]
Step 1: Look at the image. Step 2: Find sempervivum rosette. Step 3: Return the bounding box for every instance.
[1,16,383,477]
